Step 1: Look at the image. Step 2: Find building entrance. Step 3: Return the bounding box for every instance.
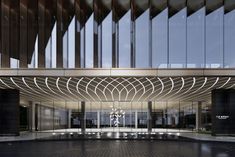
[33,101,212,137]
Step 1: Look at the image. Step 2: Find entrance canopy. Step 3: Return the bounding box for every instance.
[0,69,234,103]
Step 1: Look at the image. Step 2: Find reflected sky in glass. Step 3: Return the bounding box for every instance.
[25,7,235,69]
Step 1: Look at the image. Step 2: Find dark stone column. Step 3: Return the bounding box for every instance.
[75,0,81,68]
[196,101,202,131]
[93,0,99,68]
[147,101,152,133]
[112,1,118,68]
[1,0,10,68]
[56,0,63,68]
[130,0,136,68]
[38,0,46,68]
[80,101,86,134]
[0,89,20,136]
[28,101,36,132]
[68,109,71,129]
[19,0,28,68]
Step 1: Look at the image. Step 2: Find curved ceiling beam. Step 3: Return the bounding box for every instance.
[76,77,90,101]
[22,77,40,94]
[34,77,49,94]
[0,78,14,89]
[150,77,164,101]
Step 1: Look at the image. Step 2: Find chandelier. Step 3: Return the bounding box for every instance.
[109,107,125,127]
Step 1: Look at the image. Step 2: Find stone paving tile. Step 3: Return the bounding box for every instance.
[0,140,235,157]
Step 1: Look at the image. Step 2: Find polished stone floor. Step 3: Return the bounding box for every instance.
[0,140,235,157]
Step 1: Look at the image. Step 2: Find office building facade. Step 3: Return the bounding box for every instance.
[0,0,235,136]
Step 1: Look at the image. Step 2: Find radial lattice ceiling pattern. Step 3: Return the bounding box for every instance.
[0,76,234,102]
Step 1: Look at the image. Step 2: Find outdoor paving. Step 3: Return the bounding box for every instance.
[0,140,235,157]
[1,129,235,143]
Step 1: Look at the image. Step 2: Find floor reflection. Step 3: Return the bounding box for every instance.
[0,140,234,157]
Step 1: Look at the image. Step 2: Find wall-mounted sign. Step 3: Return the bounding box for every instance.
[216,115,229,120]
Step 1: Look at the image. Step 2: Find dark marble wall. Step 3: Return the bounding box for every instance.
[212,89,235,135]
[0,89,19,136]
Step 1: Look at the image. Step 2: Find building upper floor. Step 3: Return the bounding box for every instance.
[1,0,235,69]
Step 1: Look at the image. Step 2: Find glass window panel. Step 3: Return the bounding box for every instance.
[63,30,68,68]
[136,9,149,68]
[70,102,81,130]
[80,26,85,68]
[68,16,75,68]
[224,9,235,68]
[100,102,110,129]
[28,35,38,68]
[166,101,179,132]
[45,37,51,68]
[28,51,35,68]
[119,10,131,68]
[169,8,187,68]
[10,58,19,68]
[179,102,195,132]
[152,102,167,132]
[201,102,211,132]
[152,9,168,68]
[187,7,205,68]
[85,14,94,68]
[53,101,67,133]
[102,12,112,68]
[51,22,57,68]
[206,7,224,68]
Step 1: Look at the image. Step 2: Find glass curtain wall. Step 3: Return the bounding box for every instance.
[136,10,150,68]
[187,7,205,68]
[224,9,235,68]
[119,10,131,68]
[169,8,187,68]
[12,3,235,69]
[152,9,168,68]
[34,101,211,139]
[102,12,112,68]
[206,7,224,68]
[85,14,94,68]
[68,16,76,68]
[45,27,52,68]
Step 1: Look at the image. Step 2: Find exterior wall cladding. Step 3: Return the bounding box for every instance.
[1,0,235,69]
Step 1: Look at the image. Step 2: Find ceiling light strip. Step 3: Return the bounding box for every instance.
[22,77,40,94]
[76,77,90,101]
[0,78,13,89]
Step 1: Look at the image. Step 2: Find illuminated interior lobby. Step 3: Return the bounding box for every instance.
[0,0,235,139]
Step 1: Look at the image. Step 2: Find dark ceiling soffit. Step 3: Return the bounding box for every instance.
[224,0,235,14]
[133,0,149,20]
[150,0,167,19]
[206,0,223,15]
[168,0,186,17]
[94,0,111,25]
[113,0,130,22]
[187,0,204,16]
